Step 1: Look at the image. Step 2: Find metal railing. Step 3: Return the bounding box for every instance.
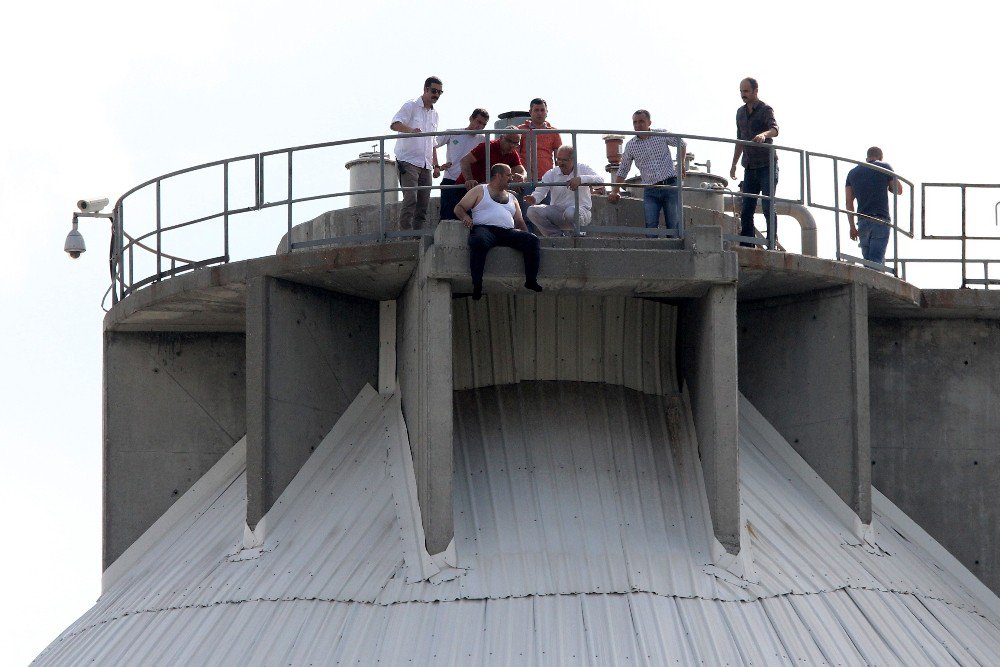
[103,129,1000,307]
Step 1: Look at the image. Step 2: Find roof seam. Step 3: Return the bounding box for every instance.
[48,586,997,648]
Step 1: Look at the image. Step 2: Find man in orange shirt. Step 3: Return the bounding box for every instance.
[517,98,562,221]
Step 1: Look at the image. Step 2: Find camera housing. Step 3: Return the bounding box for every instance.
[77,198,109,213]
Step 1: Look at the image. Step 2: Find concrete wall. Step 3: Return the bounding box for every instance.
[103,332,246,568]
[738,284,871,522]
[396,271,454,555]
[870,317,1000,593]
[246,277,378,528]
[678,285,740,554]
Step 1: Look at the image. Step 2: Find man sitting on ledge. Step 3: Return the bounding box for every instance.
[454,163,543,301]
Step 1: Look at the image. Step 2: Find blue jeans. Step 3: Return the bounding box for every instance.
[643,178,680,234]
[858,220,890,264]
[739,164,778,246]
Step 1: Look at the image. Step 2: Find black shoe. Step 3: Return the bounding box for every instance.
[524,281,543,293]
[472,283,483,300]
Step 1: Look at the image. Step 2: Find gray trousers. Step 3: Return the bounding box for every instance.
[398,160,431,230]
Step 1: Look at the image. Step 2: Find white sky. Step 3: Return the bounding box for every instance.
[4,1,996,662]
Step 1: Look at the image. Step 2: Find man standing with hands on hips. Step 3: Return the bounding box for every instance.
[730,77,779,247]
[390,76,443,230]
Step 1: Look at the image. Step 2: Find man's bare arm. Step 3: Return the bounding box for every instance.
[454,187,483,229]
[390,121,420,133]
[513,197,528,231]
[845,184,858,240]
[460,152,480,189]
[730,145,743,180]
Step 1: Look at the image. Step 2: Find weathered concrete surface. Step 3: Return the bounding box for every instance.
[428,220,737,298]
[870,317,1000,593]
[396,263,453,555]
[103,331,246,568]
[245,277,378,529]
[105,242,419,333]
[677,284,740,553]
[738,284,872,522]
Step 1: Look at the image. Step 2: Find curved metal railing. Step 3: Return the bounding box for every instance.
[103,128,995,307]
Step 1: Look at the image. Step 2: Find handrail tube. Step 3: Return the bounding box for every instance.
[106,127,1000,299]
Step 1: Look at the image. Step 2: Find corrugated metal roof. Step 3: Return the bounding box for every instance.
[35,382,1000,665]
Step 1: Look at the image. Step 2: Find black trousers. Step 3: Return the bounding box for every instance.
[439,178,463,221]
[468,225,540,288]
[740,164,779,245]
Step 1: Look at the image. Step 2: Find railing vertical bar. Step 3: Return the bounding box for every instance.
[833,159,841,260]
[116,202,126,301]
[677,133,684,240]
[572,131,580,236]
[255,154,263,209]
[891,177,899,277]
[961,185,968,288]
[223,162,230,261]
[805,152,814,206]
[286,150,293,254]
[155,180,162,281]
[767,147,776,250]
[379,139,386,241]
[799,149,805,206]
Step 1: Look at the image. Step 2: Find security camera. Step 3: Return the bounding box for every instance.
[65,219,86,259]
[77,198,109,213]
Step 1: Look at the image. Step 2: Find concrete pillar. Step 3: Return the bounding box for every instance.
[103,331,246,569]
[397,272,453,555]
[245,277,378,529]
[678,285,740,553]
[738,283,871,523]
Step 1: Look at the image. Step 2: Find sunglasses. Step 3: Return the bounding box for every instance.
[428,87,443,95]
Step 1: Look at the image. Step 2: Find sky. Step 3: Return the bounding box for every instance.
[3,1,997,662]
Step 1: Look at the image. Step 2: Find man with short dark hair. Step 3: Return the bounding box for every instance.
[845,146,903,265]
[517,98,563,185]
[456,128,527,191]
[730,77,779,246]
[608,110,687,234]
[390,76,443,230]
[436,108,489,220]
[454,163,542,301]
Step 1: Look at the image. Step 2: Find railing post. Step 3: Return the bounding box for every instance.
[833,159,841,260]
[223,162,230,262]
[379,139,386,241]
[767,146,776,250]
[677,132,685,241]
[961,186,968,288]
[286,150,293,254]
[255,154,262,209]
[155,180,162,281]
[891,180,899,277]
[572,131,580,236]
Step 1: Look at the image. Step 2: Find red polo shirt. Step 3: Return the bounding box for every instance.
[456,139,524,184]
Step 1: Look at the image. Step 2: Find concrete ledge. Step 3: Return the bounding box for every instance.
[105,242,420,332]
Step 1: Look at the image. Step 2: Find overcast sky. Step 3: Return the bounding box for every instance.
[5,1,996,662]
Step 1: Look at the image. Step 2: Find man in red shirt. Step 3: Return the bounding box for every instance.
[517,98,562,182]
[456,129,527,192]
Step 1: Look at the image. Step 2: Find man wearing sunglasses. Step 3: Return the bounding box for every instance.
[390,76,444,230]
[455,127,527,195]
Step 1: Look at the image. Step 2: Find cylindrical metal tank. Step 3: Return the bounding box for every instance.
[683,154,728,213]
[345,152,399,207]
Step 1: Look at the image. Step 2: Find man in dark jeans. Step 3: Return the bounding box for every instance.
[730,77,779,247]
[454,163,542,301]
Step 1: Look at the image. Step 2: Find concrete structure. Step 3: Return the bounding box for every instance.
[42,179,1000,662]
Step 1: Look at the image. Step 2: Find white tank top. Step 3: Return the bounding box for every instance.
[470,184,516,229]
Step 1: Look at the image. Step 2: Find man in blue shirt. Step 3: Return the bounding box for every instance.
[845,147,903,265]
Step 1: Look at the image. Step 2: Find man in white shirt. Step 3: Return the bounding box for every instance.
[435,108,489,221]
[524,145,603,237]
[390,76,443,230]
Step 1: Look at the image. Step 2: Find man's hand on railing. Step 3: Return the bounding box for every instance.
[608,190,621,204]
[465,180,479,191]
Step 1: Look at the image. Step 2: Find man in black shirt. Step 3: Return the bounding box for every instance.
[730,77,779,247]
[845,147,903,265]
